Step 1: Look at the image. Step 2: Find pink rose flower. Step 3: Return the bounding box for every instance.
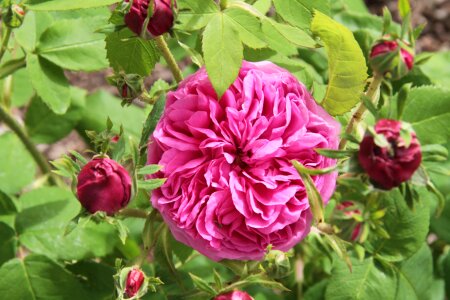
[215,290,254,300]
[148,61,340,261]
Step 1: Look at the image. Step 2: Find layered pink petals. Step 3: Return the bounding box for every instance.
[148,61,340,261]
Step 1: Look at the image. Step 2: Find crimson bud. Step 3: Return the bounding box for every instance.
[125,268,145,298]
[369,39,414,79]
[358,119,422,190]
[77,157,132,215]
[124,0,175,37]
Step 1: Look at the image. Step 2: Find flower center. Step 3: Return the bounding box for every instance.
[234,147,251,169]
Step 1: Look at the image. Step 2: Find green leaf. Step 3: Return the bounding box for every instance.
[311,11,368,115]
[292,160,324,224]
[401,86,450,145]
[37,17,108,71]
[155,226,183,289]
[176,0,219,31]
[0,222,16,267]
[371,189,430,262]
[203,12,243,98]
[25,88,86,144]
[0,255,90,299]
[0,133,36,194]
[0,190,17,215]
[431,195,450,243]
[138,165,162,175]
[16,187,119,261]
[189,273,217,295]
[263,19,318,49]
[27,0,120,11]
[421,51,450,87]
[396,244,436,300]
[0,57,26,80]
[260,19,298,56]
[315,148,356,159]
[442,250,450,297]
[170,234,193,264]
[14,11,53,52]
[327,244,438,300]
[325,257,396,300]
[106,29,160,77]
[398,0,411,18]
[223,7,266,49]
[273,0,330,29]
[253,0,272,14]
[139,94,166,165]
[138,178,166,191]
[76,90,146,138]
[66,261,115,300]
[27,54,71,114]
[304,280,328,300]
[225,273,290,292]
[9,68,34,107]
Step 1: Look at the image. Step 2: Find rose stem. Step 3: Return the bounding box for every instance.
[0,27,11,63]
[339,74,384,149]
[154,35,184,83]
[0,105,57,185]
[118,208,149,219]
[0,26,57,185]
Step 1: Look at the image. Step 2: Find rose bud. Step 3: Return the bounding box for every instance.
[125,268,145,298]
[77,157,132,215]
[215,291,254,300]
[111,135,121,143]
[336,201,362,241]
[358,119,422,190]
[369,39,414,80]
[124,0,175,37]
[263,250,291,279]
[2,4,26,28]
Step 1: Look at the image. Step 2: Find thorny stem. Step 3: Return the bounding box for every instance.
[154,35,184,83]
[339,74,384,149]
[0,27,11,63]
[0,105,57,185]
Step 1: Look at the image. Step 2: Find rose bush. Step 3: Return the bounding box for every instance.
[148,61,340,260]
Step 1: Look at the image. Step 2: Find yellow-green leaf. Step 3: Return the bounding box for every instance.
[311,11,367,116]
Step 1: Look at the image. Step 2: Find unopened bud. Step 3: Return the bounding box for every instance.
[369,38,414,80]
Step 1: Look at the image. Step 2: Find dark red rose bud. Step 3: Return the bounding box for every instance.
[77,158,132,215]
[369,39,414,79]
[358,119,422,190]
[336,201,362,241]
[125,268,145,298]
[215,291,254,300]
[111,135,120,143]
[124,0,175,37]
